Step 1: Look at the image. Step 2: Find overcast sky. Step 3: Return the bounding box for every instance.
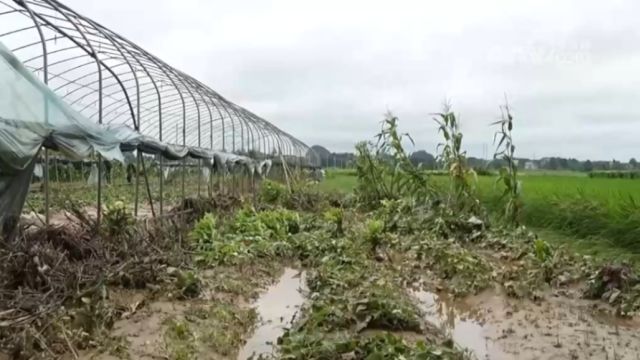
[63,0,639,160]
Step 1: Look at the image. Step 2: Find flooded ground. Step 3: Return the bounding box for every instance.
[237,268,307,360]
[413,288,640,360]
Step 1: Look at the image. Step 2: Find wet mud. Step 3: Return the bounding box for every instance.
[413,288,640,359]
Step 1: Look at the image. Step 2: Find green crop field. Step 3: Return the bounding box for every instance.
[321,168,640,262]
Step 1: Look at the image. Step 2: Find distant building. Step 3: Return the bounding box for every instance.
[524,161,538,170]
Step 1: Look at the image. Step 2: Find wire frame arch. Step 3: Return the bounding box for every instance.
[0,0,319,165]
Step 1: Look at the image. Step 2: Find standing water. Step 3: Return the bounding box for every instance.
[237,268,307,360]
[412,289,640,360]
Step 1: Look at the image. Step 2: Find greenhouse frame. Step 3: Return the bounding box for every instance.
[0,0,318,232]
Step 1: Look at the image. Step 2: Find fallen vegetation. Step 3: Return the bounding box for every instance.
[3,104,640,359]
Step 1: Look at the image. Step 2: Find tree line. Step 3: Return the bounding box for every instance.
[311,145,638,172]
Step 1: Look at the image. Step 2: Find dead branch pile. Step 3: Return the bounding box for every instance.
[171,193,243,223]
[0,210,190,359]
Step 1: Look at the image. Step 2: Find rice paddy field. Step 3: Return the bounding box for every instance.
[321,168,640,264]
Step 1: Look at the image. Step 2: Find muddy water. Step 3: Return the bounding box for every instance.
[237,268,307,360]
[413,289,640,360]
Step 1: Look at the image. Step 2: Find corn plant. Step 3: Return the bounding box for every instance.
[433,104,478,212]
[376,113,430,198]
[492,100,522,225]
[354,113,432,207]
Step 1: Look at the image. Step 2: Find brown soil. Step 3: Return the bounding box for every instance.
[413,288,640,360]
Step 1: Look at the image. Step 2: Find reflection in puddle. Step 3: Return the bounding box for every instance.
[237,268,306,360]
[412,289,640,360]
[413,290,498,359]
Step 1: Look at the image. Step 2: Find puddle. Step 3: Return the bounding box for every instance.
[413,289,640,360]
[413,290,502,359]
[237,268,307,360]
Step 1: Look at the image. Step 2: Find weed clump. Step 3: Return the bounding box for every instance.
[279,331,464,360]
[172,193,242,223]
[585,264,640,315]
[190,207,302,265]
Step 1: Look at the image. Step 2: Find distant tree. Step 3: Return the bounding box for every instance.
[467,157,488,169]
[611,159,625,171]
[630,158,638,169]
[567,158,582,171]
[409,150,436,169]
[547,157,560,170]
[583,160,593,172]
[488,158,507,169]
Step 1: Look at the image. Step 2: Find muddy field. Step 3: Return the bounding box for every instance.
[66,264,640,360]
[3,123,640,359]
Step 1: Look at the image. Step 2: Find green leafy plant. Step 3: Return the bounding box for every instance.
[189,213,218,245]
[260,179,286,204]
[176,270,202,299]
[323,207,344,237]
[533,238,553,263]
[103,200,135,238]
[364,219,385,252]
[163,319,197,360]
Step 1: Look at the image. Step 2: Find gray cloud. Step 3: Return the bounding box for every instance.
[61,0,640,160]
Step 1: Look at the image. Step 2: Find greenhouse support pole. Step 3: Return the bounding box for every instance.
[181,157,186,203]
[159,156,164,215]
[134,151,140,217]
[140,153,156,218]
[44,151,49,225]
[198,159,202,197]
[181,123,186,203]
[96,68,103,229]
[22,2,50,226]
[54,157,59,183]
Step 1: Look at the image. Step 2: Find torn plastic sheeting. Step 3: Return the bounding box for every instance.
[188,147,214,159]
[123,151,137,165]
[258,159,273,177]
[164,144,189,160]
[134,136,165,155]
[202,157,215,168]
[0,118,48,171]
[0,42,126,236]
[33,163,43,178]
[212,151,234,174]
[201,166,210,180]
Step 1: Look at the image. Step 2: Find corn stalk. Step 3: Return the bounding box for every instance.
[355,113,432,207]
[433,105,478,211]
[492,100,521,225]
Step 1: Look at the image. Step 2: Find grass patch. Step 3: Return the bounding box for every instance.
[322,170,640,256]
